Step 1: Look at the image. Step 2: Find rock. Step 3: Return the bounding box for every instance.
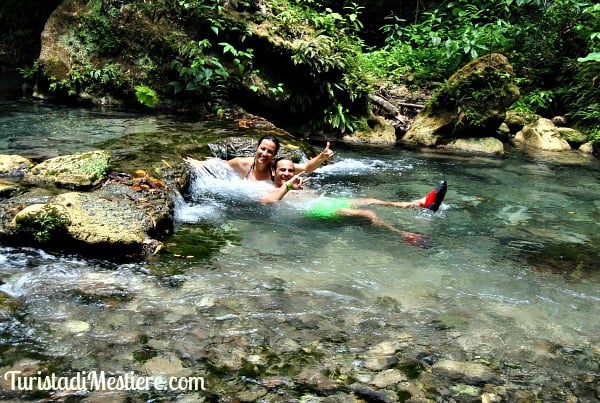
[0,154,33,176]
[142,354,192,377]
[0,359,47,391]
[344,115,397,145]
[450,383,480,399]
[512,118,571,151]
[0,290,21,320]
[504,110,540,132]
[496,122,511,141]
[37,0,80,87]
[23,150,110,189]
[579,142,595,154]
[446,137,505,154]
[551,115,568,126]
[432,359,499,385]
[63,320,91,333]
[402,53,520,146]
[0,179,18,198]
[363,341,401,371]
[8,181,173,257]
[297,367,336,392]
[556,127,587,146]
[372,368,407,388]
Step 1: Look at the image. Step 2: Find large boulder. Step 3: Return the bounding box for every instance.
[1,149,176,258]
[9,182,173,257]
[402,53,520,146]
[512,118,571,151]
[37,0,79,85]
[343,115,397,145]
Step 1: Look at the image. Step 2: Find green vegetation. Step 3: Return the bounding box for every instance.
[14,205,70,243]
[7,0,600,142]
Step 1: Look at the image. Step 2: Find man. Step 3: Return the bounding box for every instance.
[262,157,447,242]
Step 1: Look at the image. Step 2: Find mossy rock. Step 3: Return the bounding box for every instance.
[557,127,587,145]
[402,53,520,146]
[12,203,70,243]
[504,110,541,132]
[23,150,110,189]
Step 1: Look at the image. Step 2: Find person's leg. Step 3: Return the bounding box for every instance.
[350,198,421,209]
[349,180,447,212]
[337,208,430,247]
[337,208,414,237]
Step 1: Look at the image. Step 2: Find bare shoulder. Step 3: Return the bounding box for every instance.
[227,156,253,173]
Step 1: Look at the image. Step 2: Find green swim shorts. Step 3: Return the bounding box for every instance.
[304,197,351,219]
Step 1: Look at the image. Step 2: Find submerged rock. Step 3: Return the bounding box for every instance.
[432,359,500,385]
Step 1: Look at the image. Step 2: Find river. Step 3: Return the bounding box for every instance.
[0,98,598,401]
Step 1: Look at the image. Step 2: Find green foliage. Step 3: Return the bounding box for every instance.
[135,85,159,108]
[262,0,369,133]
[588,127,600,145]
[15,0,600,136]
[14,206,70,243]
[510,89,555,114]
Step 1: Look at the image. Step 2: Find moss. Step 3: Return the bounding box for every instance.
[13,204,70,243]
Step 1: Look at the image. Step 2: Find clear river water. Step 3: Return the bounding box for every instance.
[0,98,598,400]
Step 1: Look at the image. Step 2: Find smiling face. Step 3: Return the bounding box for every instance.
[255,139,278,166]
[273,158,295,186]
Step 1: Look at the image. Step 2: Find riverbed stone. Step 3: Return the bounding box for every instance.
[0,154,33,176]
[363,341,401,371]
[0,179,18,198]
[0,290,20,320]
[23,150,110,189]
[432,359,499,385]
[142,354,192,377]
[0,359,46,390]
[372,368,407,388]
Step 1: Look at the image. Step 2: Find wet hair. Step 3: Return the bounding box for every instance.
[257,134,280,155]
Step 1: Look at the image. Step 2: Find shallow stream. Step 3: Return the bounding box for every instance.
[0,99,598,400]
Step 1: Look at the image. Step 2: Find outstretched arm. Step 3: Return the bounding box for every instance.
[261,172,308,204]
[294,142,334,174]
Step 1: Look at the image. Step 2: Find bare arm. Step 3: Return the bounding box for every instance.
[261,172,308,204]
[294,142,334,174]
[226,156,254,177]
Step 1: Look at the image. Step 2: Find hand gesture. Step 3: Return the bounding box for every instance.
[287,171,310,190]
[320,141,334,162]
